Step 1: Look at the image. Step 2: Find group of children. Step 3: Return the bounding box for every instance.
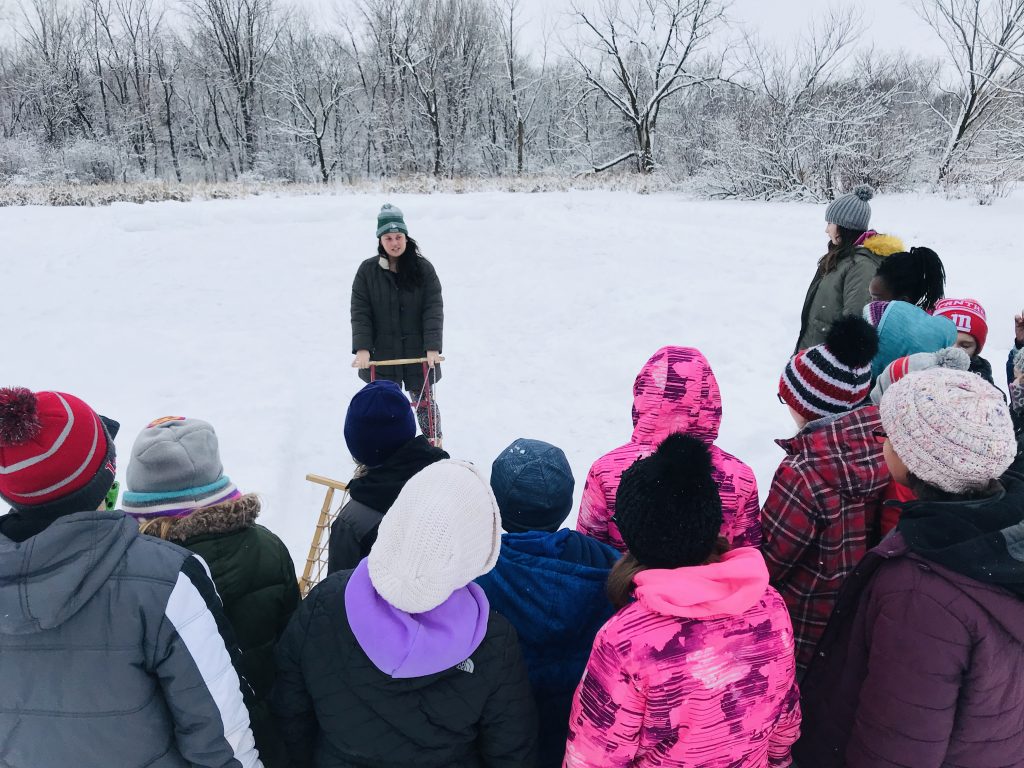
[3,203,1024,768]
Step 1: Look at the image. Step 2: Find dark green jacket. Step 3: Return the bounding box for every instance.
[164,494,300,768]
[796,233,905,351]
[351,255,444,392]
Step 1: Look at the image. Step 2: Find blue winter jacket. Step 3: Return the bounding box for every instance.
[476,528,620,768]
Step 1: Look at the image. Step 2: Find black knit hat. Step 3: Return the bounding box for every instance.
[614,433,722,569]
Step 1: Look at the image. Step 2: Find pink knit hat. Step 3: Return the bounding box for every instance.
[880,367,1016,494]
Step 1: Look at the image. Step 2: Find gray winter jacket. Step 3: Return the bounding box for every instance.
[0,509,263,768]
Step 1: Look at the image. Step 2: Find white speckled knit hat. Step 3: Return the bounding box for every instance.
[880,367,1016,494]
[368,460,501,613]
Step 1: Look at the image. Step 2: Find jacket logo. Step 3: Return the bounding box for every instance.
[456,658,474,674]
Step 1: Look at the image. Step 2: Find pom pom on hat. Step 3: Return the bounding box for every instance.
[825,315,879,368]
[376,203,409,238]
[614,433,723,569]
[0,387,42,446]
[780,315,877,421]
[0,388,116,513]
[869,346,970,405]
[825,185,874,230]
[852,184,875,202]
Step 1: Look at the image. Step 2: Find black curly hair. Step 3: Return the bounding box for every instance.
[873,247,946,312]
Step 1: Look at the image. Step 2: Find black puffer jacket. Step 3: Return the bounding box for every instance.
[327,436,449,573]
[351,255,443,392]
[271,569,538,768]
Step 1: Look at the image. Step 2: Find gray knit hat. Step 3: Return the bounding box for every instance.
[825,184,874,231]
[376,203,408,238]
[123,417,241,518]
[869,347,970,405]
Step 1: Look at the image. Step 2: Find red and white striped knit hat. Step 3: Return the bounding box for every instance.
[0,387,116,511]
[780,316,879,422]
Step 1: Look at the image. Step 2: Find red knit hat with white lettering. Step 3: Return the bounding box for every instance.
[933,298,988,353]
[780,316,879,421]
[0,388,117,513]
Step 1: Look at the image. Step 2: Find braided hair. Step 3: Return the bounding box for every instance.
[874,246,946,312]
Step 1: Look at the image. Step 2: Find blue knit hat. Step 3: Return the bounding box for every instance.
[864,300,958,379]
[344,381,416,467]
[490,438,575,532]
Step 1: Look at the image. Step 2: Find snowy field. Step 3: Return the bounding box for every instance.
[4,190,1021,568]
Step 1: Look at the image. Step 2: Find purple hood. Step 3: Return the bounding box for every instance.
[344,559,490,678]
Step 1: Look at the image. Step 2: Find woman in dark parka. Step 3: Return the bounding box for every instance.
[351,203,444,439]
[796,368,1024,768]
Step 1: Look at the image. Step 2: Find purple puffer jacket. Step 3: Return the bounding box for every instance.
[797,524,1024,767]
[576,347,762,551]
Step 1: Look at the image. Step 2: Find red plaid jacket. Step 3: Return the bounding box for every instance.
[761,405,890,673]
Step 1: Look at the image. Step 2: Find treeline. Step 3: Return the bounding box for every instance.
[2,0,1024,200]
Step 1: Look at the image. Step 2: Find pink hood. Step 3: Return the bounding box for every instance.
[631,346,722,446]
[634,548,770,619]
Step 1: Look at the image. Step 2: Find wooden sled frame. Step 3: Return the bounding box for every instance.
[299,473,349,597]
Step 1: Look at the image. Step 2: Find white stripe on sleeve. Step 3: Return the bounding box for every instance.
[166,571,263,768]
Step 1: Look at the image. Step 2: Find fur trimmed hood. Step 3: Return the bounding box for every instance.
[858,232,905,258]
[155,493,261,543]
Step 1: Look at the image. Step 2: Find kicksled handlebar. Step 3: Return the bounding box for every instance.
[366,356,445,367]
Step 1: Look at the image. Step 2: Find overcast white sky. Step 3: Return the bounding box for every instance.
[293,0,947,60]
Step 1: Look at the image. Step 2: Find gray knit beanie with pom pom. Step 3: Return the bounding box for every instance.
[825,184,874,231]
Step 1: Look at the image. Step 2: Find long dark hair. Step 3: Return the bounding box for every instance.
[606,538,730,610]
[377,236,425,290]
[819,226,867,274]
[874,247,946,312]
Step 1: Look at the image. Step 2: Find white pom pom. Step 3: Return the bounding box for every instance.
[853,184,874,202]
[934,346,970,370]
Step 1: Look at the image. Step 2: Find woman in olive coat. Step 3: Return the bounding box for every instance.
[795,185,904,352]
[351,203,444,439]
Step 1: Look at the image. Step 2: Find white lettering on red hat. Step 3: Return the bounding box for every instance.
[949,313,973,333]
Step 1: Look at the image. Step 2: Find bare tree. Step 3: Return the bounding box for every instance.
[267,20,354,183]
[492,0,548,173]
[186,0,282,171]
[917,0,1024,181]
[567,0,725,173]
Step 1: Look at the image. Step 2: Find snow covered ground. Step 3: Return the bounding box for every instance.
[4,190,1021,567]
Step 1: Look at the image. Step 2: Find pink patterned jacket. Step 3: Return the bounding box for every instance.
[564,548,801,767]
[576,347,762,551]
